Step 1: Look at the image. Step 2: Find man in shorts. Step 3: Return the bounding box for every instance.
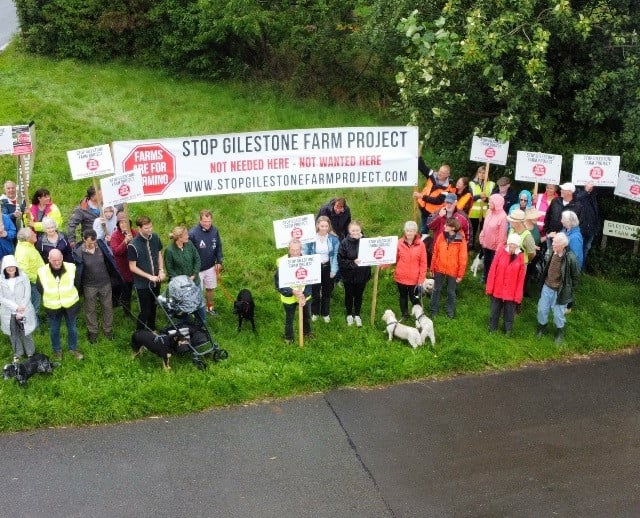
[189,210,223,315]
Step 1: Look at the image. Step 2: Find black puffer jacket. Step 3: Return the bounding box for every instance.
[337,235,371,284]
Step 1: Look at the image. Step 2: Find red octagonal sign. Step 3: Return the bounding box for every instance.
[123,143,176,195]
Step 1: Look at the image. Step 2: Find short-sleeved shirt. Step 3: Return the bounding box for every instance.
[127,233,163,288]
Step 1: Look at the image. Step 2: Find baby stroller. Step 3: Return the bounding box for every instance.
[156,275,228,370]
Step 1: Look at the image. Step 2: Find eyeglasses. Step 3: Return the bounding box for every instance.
[520,198,528,201]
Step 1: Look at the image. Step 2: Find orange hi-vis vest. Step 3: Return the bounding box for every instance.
[417,177,456,214]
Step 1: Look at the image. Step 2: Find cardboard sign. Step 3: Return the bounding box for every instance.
[277,254,322,288]
[515,151,562,184]
[11,125,32,155]
[572,154,620,187]
[100,172,145,207]
[603,220,640,241]
[470,136,509,166]
[0,126,12,155]
[273,214,316,248]
[357,236,398,266]
[67,144,115,180]
[613,170,640,203]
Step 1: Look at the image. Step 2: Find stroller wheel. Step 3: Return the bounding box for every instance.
[213,349,229,361]
[192,357,207,370]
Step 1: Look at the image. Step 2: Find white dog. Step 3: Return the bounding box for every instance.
[381,309,423,349]
[421,278,435,294]
[470,254,484,277]
[411,304,435,346]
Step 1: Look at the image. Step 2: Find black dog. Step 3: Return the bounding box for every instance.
[131,329,190,370]
[233,289,256,332]
[3,353,56,386]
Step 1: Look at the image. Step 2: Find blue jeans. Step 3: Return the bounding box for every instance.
[537,284,567,329]
[430,272,457,317]
[48,309,79,353]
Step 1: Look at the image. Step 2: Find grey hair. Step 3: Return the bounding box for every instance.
[404,221,419,233]
[554,232,569,246]
[17,227,34,242]
[41,216,57,230]
[561,210,580,229]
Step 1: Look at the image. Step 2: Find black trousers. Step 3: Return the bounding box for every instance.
[311,262,334,317]
[397,282,420,318]
[135,285,160,330]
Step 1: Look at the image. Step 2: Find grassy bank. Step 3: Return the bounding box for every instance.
[0,46,638,433]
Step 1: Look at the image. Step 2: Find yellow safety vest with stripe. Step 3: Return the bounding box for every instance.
[37,263,80,309]
[277,254,311,304]
[468,180,495,219]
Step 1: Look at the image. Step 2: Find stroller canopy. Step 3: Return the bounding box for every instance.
[166,275,203,314]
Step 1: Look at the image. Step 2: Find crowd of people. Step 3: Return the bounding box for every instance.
[0,181,224,363]
[0,166,600,360]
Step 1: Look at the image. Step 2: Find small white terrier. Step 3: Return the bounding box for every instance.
[381,309,424,349]
[421,278,435,294]
[411,304,436,346]
[470,254,483,277]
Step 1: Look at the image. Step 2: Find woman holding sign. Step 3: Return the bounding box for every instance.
[337,221,371,327]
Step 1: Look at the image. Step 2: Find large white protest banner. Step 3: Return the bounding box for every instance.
[273,214,316,248]
[100,172,145,207]
[571,154,620,187]
[613,170,640,203]
[515,151,562,184]
[0,126,12,155]
[277,254,322,288]
[469,136,509,166]
[111,127,419,201]
[67,144,115,180]
[357,236,398,266]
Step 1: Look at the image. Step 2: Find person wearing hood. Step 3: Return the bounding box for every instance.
[67,186,102,249]
[509,190,533,216]
[478,194,508,283]
[337,221,371,327]
[0,254,37,362]
[485,233,526,335]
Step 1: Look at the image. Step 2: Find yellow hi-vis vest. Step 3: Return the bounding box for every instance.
[38,263,80,309]
[469,180,495,219]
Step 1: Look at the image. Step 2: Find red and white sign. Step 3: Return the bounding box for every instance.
[67,144,114,180]
[111,127,419,201]
[358,236,398,266]
[123,143,176,195]
[614,170,640,203]
[515,151,562,184]
[0,126,12,155]
[572,154,620,187]
[273,214,316,248]
[100,171,145,207]
[470,136,509,166]
[11,125,33,156]
[277,254,322,288]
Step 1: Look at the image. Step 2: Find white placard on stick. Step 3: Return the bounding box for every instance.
[470,136,509,166]
[67,144,115,180]
[0,126,12,155]
[515,151,562,184]
[613,170,640,203]
[273,214,316,248]
[357,236,398,266]
[277,254,322,288]
[100,172,145,207]
[571,154,620,187]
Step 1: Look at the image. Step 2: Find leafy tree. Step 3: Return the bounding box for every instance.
[395,0,640,176]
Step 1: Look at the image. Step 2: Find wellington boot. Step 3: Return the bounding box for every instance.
[536,323,547,338]
[554,327,565,344]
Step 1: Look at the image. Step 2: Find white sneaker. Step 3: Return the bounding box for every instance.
[311,314,318,322]
[323,315,331,323]
[346,315,354,326]
[354,315,362,327]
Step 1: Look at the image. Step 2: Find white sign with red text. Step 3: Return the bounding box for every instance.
[515,151,562,184]
[273,214,316,249]
[111,127,419,201]
[613,170,640,203]
[100,172,145,207]
[470,136,509,166]
[0,126,12,155]
[67,144,115,180]
[571,154,620,187]
[277,254,322,288]
[357,236,398,266]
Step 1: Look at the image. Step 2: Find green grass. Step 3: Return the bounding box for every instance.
[0,45,638,433]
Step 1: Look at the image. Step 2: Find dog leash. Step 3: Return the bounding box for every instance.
[216,274,236,304]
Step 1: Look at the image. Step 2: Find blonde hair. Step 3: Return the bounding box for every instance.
[169,225,188,241]
[315,215,333,232]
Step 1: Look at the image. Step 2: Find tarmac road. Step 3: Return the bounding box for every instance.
[0,0,18,50]
[1,349,639,517]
